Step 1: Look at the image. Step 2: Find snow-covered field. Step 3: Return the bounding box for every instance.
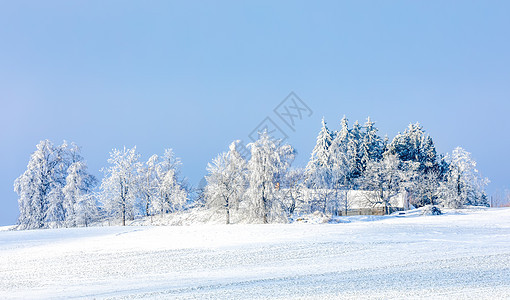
[1,208,510,299]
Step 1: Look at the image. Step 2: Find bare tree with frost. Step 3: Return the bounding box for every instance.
[280,168,306,216]
[14,140,57,229]
[99,147,141,226]
[138,154,159,217]
[438,147,489,208]
[153,149,188,215]
[14,140,96,229]
[204,141,247,224]
[246,131,295,223]
[63,161,98,227]
[359,154,406,214]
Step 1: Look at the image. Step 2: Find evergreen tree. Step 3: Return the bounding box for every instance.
[331,116,350,155]
[330,116,350,186]
[359,117,383,170]
[305,118,335,212]
[347,120,363,181]
[305,117,333,181]
[387,123,438,173]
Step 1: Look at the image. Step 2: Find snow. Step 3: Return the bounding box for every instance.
[1,208,510,299]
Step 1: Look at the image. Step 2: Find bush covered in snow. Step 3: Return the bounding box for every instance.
[421,205,442,216]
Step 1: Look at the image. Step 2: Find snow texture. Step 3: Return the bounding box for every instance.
[1,208,510,299]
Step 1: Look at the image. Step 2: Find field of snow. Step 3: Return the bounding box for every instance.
[1,208,510,299]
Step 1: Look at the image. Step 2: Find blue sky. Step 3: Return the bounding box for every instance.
[1,1,509,225]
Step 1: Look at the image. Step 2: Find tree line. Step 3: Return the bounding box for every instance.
[14,116,489,228]
[14,142,188,229]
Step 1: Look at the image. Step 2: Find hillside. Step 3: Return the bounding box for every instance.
[1,208,510,299]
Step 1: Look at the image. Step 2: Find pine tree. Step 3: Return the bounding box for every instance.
[330,116,350,185]
[388,123,438,173]
[305,118,333,177]
[305,118,335,213]
[422,136,438,173]
[347,120,363,181]
[330,116,350,157]
[359,117,383,170]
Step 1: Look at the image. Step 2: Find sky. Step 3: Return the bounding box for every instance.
[1,1,509,226]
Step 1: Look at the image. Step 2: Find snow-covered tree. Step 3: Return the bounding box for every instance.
[14,141,54,229]
[246,131,295,223]
[138,154,159,217]
[99,147,141,226]
[359,154,405,214]
[305,118,335,213]
[41,142,69,228]
[347,120,363,180]
[14,140,96,229]
[305,117,333,184]
[63,161,98,227]
[45,183,66,228]
[62,161,96,226]
[204,141,247,224]
[280,168,306,215]
[438,147,489,208]
[327,117,381,214]
[405,168,440,207]
[387,123,438,173]
[155,149,188,215]
[329,116,350,185]
[330,117,364,189]
[337,116,350,146]
[359,117,383,169]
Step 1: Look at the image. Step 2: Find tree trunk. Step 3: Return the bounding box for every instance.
[145,194,150,217]
[262,182,268,224]
[344,190,349,215]
[121,180,126,226]
[121,194,126,226]
[323,194,327,214]
[263,195,268,224]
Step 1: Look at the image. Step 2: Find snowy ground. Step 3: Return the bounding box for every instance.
[1,208,510,299]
